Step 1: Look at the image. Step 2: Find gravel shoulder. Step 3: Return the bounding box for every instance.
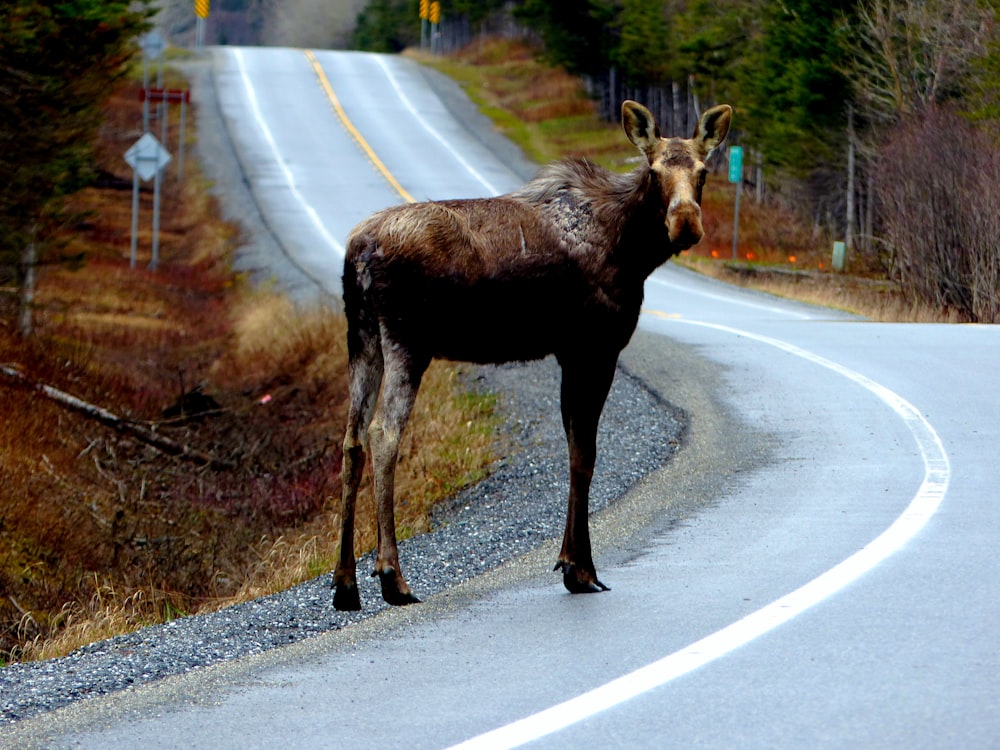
[0,53,755,732]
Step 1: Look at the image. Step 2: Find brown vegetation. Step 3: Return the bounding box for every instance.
[0,75,497,663]
[875,108,1000,323]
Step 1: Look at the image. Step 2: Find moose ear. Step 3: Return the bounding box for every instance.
[622,100,661,161]
[693,104,733,159]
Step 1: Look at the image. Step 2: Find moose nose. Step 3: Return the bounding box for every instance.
[667,202,704,249]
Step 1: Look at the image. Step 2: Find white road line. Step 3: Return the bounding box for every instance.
[372,55,502,197]
[445,318,950,750]
[649,273,816,320]
[232,48,345,258]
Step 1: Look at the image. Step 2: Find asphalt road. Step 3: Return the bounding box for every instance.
[210,46,533,295]
[7,48,999,748]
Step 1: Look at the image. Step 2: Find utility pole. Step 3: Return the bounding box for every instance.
[195,0,210,53]
[846,105,856,259]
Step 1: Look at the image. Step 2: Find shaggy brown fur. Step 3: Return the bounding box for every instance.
[334,101,732,610]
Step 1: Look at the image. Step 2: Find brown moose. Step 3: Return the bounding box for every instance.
[333,100,732,610]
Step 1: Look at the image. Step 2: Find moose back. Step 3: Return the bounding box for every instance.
[333,100,732,610]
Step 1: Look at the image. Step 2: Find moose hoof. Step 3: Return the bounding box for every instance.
[374,569,421,606]
[333,582,362,611]
[555,561,610,594]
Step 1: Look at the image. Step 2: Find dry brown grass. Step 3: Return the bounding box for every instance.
[1,71,498,664]
[13,579,184,663]
[676,255,958,322]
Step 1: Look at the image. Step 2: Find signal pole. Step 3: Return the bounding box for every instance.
[419,0,429,51]
[195,0,209,53]
[429,2,441,53]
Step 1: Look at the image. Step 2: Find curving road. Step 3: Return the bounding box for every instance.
[8,47,999,748]
[212,46,532,294]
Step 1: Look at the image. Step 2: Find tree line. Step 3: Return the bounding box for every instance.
[0,1,154,332]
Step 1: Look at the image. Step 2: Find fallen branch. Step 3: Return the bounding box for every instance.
[1,364,235,471]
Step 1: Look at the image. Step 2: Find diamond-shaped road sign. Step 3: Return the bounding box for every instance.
[124,133,171,182]
[139,29,167,60]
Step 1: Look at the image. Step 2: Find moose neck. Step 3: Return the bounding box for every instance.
[600,165,676,285]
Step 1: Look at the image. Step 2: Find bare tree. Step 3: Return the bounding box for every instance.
[847,0,992,123]
[259,0,366,49]
[876,107,1000,322]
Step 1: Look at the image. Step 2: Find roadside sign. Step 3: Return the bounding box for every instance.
[139,89,190,181]
[125,134,172,270]
[125,133,171,181]
[728,145,743,184]
[832,240,846,272]
[139,30,166,61]
[195,0,210,19]
[141,88,191,104]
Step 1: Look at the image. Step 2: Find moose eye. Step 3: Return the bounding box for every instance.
[692,169,707,202]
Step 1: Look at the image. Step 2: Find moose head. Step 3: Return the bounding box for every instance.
[623,100,732,250]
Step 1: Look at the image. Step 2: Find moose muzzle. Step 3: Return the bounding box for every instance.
[667,199,704,249]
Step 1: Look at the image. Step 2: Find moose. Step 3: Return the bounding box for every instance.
[333,100,732,610]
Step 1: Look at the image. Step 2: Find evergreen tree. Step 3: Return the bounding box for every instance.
[0,1,152,319]
[352,0,418,52]
[615,0,673,86]
[736,0,853,171]
[673,0,748,98]
[515,0,618,77]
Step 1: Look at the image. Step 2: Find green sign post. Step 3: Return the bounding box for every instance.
[728,145,743,183]
[729,146,743,260]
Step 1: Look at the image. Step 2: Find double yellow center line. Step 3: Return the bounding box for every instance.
[304,50,416,205]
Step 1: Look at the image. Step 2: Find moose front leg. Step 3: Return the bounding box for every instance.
[555,354,617,594]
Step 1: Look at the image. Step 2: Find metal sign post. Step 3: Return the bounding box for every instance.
[178,93,186,180]
[729,145,743,261]
[419,0,429,50]
[430,2,441,53]
[195,0,210,54]
[142,88,190,181]
[139,31,166,132]
[124,133,172,269]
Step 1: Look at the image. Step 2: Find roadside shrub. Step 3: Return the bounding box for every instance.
[875,108,1000,322]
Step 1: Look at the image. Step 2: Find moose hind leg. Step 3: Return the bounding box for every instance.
[555,354,617,594]
[369,342,427,606]
[333,330,383,612]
